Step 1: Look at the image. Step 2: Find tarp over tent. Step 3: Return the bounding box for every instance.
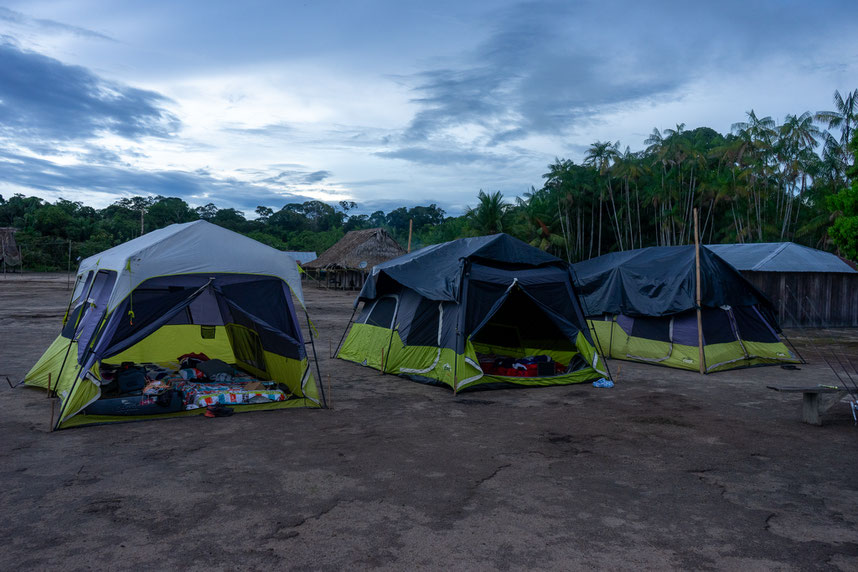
[572,245,799,372]
[23,220,324,429]
[338,233,606,391]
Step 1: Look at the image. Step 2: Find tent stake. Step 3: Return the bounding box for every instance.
[380,347,384,375]
[693,208,705,374]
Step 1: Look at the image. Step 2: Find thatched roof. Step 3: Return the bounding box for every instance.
[0,227,21,266]
[304,228,405,271]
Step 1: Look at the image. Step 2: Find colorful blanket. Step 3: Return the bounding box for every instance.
[170,379,286,409]
[140,363,286,410]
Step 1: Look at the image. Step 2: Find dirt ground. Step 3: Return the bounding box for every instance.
[1,273,857,571]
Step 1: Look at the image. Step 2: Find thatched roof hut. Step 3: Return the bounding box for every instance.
[0,227,21,267]
[304,228,405,289]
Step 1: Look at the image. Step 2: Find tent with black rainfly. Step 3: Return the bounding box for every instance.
[337,233,607,391]
[572,245,801,373]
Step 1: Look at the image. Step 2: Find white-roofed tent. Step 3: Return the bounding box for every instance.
[23,220,325,429]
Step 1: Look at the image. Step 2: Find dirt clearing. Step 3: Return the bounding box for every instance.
[1,274,856,570]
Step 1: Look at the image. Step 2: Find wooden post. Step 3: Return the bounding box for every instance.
[694,208,705,374]
[48,372,55,432]
[66,240,72,290]
[407,219,413,253]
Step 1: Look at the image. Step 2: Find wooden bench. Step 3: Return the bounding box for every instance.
[767,385,850,426]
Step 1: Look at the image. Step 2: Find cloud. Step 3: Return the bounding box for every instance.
[0,41,179,143]
[303,170,332,183]
[386,0,858,158]
[0,7,115,41]
[375,146,507,166]
[257,169,333,186]
[0,148,308,212]
[221,122,293,137]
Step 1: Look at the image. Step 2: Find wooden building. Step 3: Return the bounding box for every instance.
[706,243,858,328]
[303,228,405,289]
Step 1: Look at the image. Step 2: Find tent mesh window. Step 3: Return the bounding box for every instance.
[367,296,397,328]
[403,298,440,346]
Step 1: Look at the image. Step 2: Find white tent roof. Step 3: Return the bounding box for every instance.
[78,220,305,311]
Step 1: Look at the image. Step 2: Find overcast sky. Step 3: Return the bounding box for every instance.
[0,0,856,216]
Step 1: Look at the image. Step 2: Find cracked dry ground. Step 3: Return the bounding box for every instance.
[1,274,857,570]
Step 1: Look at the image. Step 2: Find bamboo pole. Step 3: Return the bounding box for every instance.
[66,240,72,290]
[48,372,55,432]
[694,208,705,374]
[407,219,413,253]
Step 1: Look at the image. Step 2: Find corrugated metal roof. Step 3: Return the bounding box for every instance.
[282,251,317,264]
[705,242,856,273]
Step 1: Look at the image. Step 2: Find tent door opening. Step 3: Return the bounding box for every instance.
[469,286,585,379]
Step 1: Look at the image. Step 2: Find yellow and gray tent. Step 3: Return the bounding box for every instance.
[337,234,607,391]
[572,245,801,373]
[23,220,325,430]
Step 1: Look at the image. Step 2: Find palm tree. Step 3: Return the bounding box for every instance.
[584,140,622,253]
[732,110,777,241]
[816,89,858,152]
[466,190,510,235]
[778,112,821,238]
[515,188,566,256]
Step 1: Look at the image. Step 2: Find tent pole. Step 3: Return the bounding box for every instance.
[305,312,326,408]
[332,306,357,358]
[381,302,400,375]
[694,208,705,374]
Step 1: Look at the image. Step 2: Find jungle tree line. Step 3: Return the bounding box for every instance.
[465,89,857,262]
[1,89,856,270]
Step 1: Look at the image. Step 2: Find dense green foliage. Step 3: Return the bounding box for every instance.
[1,90,855,270]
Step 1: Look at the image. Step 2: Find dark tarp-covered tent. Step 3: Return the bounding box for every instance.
[572,245,799,373]
[337,233,606,391]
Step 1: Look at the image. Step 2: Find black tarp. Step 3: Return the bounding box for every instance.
[572,245,777,320]
[358,233,563,303]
